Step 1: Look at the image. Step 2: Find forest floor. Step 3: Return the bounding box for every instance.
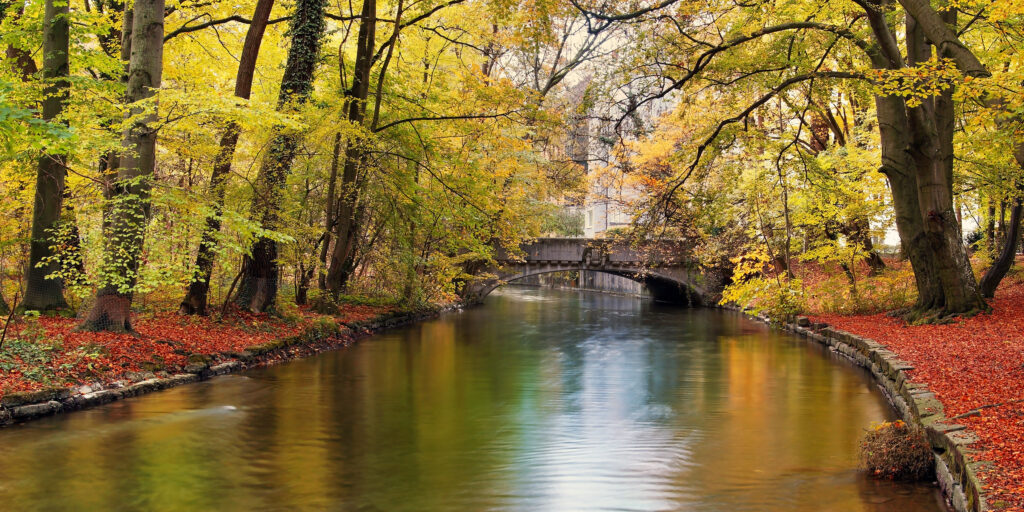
[0,302,395,403]
[812,273,1024,511]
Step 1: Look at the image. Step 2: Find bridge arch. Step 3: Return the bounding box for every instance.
[476,266,706,306]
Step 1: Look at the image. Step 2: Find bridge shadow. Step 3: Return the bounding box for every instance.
[498,269,704,307]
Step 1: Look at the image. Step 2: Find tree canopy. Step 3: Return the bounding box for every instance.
[0,0,1022,326]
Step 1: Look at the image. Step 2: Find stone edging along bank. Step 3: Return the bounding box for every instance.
[0,306,449,428]
[736,307,988,512]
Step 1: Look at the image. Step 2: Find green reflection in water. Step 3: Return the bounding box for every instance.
[0,287,948,511]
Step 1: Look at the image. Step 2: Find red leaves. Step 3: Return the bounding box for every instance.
[813,281,1024,511]
[0,304,392,403]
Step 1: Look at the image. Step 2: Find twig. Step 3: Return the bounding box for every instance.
[220,265,246,320]
[0,292,20,350]
[949,398,1024,420]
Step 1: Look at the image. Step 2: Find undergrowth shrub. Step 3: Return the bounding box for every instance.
[810,268,917,315]
[859,420,934,481]
[720,249,805,321]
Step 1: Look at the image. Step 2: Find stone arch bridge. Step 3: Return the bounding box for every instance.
[464,238,720,305]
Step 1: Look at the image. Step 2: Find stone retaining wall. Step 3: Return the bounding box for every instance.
[0,306,447,427]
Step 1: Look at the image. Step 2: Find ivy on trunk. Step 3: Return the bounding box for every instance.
[234,0,327,313]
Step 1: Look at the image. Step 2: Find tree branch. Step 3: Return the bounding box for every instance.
[372,110,520,132]
[897,0,990,77]
[657,71,865,211]
[165,14,289,40]
[618,21,876,129]
[164,12,375,41]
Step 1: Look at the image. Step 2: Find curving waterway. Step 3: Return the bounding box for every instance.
[0,287,948,511]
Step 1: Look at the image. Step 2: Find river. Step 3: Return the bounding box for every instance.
[0,287,948,511]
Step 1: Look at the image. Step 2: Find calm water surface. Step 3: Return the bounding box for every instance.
[0,287,948,511]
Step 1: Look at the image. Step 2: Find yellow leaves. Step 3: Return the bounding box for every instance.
[988,0,1024,24]
[720,248,805,321]
[729,247,770,279]
[871,58,963,107]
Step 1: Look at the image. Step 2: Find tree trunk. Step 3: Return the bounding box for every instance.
[842,218,886,275]
[324,0,376,298]
[1,3,38,79]
[78,0,164,332]
[856,0,987,319]
[998,200,1007,243]
[22,0,71,312]
[235,0,326,313]
[99,3,133,233]
[295,262,314,305]
[180,0,275,315]
[904,11,985,317]
[979,145,1024,297]
[979,199,1021,298]
[896,0,989,77]
[987,199,996,252]
[324,152,365,295]
[317,131,343,290]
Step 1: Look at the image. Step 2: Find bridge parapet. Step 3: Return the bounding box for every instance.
[494,238,692,267]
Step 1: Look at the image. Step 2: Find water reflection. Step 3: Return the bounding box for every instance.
[0,287,947,511]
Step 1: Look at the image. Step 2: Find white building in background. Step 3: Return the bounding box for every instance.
[563,90,634,238]
[563,78,674,239]
[583,184,632,238]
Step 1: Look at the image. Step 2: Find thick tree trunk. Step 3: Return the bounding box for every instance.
[859,0,943,308]
[99,3,132,233]
[896,0,989,77]
[882,163,943,306]
[235,0,326,312]
[79,0,164,332]
[904,12,985,317]
[180,0,275,315]
[22,0,71,312]
[324,0,376,298]
[856,0,987,319]
[324,151,365,295]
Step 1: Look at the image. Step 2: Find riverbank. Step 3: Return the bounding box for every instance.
[0,302,446,426]
[784,316,985,512]
[723,302,982,512]
[726,256,1024,511]
[804,279,1024,512]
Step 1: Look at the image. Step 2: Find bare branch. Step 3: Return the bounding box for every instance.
[656,71,865,212]
[372,110,521,132]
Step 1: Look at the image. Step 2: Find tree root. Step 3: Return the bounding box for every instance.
[901,304,989,325]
